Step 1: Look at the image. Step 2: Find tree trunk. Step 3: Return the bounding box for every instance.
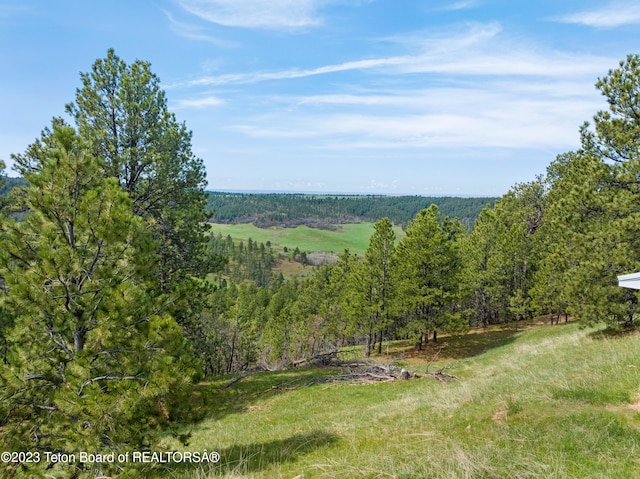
[415,334,423,351]
[74,326,86,352]
[365,333,372,358]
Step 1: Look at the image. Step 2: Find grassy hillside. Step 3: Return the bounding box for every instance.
[156,321,640,478]
[208,222,405,256]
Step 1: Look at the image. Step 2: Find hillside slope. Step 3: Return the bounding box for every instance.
[159,322,640,478]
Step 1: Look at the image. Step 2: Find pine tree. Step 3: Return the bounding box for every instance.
[0,126,196,478]
[539,55,640,327]
[461,205,505,327]
[362,218,396,356]
[395,206,466,349]
[14,49,211,292]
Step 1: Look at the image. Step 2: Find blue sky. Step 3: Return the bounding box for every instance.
[1,1,639,195]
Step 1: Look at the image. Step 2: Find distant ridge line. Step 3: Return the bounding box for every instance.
[207,189,497,198]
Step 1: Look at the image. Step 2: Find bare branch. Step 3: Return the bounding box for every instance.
[78,374,142,396]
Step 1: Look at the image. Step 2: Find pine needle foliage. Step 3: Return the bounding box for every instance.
[0,126,197,478]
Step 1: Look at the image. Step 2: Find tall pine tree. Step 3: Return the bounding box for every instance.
[0,126,196,478]
[395,206,466,349]
[14,49,210,292]
[539,55,640,327]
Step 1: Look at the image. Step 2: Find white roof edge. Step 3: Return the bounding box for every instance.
[618,272,640,289]
[617,272,640,281]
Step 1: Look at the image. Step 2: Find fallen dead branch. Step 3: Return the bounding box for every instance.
[425,346,445,373]
[218,373,249,390]
[425,367,458,382]
[293,349,360,367]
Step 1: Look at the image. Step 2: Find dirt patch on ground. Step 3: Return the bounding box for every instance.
[627,401,640,412]
[306,251,339,266]
[492,410,507,425]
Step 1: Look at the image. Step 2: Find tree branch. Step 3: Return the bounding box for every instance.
[78,374,142,396]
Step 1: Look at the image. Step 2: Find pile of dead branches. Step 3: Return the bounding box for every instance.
[333,361,418,383]
[291,349,458,384]
[255,362,418,395]
[219,349,458,395]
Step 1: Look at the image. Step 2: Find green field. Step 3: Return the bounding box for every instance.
[208,222,405,256]
[156,321,640,478]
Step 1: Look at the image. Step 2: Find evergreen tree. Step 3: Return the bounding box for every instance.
[0,160,5,364]
[14,50,211,292]
[395,206,466,349]
[362,218,396,356]
[463,181,545,327]
[462,205,506,327]
[539,55,640,327]
[0,127,196,478]
[330,250,364,345]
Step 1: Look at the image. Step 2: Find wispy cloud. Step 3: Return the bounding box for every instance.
[172,23,612,89]
[163,10,238,47]
[438,1,476,12]
[219,73,605,154]
[173,96,225,109]
[176,0,327,29]
[164,19,619,194]
[227,91,600,151]
[170,56,409,88]
[553,2,640,28]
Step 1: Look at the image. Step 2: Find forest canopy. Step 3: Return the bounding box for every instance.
[206,192,495,228]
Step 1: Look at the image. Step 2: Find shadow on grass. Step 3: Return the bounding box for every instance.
[162,430,339,477]
[434,329,521,360]
[588,324,640,340]
[179,368,341,424]
[381,327,523,365]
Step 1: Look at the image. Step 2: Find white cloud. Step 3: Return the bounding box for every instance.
[172,56,409,88]
[385,23,612,77]
[173,96,225,109]
[163,10,238,47]
[438,1,476,12]
[171,21,618,190]
[176,0,327,29]
[366,179,399,191]
[223,78,604,153]
[554,2,640,28]
[170,22,613,91]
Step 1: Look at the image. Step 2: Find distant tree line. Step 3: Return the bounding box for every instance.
[0,176,26,198]
[3,185,494,230]
[206,193,495,229]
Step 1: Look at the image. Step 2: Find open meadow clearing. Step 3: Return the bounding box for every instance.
[207,222,405,256]
[156,321,640,478]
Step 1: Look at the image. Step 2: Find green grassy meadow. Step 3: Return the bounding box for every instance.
[207,222,405,256]
[156,321,640,478]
